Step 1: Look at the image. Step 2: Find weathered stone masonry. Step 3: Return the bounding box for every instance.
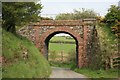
[18,19,96,68]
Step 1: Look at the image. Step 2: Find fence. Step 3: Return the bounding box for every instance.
[110,56,120,68]
[49,41,75,44]
[48,50,76,63]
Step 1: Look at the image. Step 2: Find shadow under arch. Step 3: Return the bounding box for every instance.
[38,27,83,67]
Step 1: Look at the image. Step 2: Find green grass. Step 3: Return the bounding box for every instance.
[2,29,51,78]
[49,43,76,53]
[73,68,119,78]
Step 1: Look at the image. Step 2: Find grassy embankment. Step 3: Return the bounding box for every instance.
[2,30,51,78]
[73,68,119,78]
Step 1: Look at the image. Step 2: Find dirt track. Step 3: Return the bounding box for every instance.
[50,67,88,79]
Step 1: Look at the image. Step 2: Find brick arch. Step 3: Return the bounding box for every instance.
[39,27,83,45]
[18,19,96,68]
[37,27,84,67]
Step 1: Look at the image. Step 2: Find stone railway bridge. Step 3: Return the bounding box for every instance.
[18,19,98,68]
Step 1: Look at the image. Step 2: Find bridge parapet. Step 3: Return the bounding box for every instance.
[82,19,96,25]
[30,19,96,26]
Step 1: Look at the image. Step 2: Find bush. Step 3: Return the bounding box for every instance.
[67,49,76,63]
[48,50,57,62]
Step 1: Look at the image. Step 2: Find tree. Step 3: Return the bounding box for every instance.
[41,17,53,20]
[56,13,75,20]
[55,8,97,20]
[104,5,120,36]
[2,2,42,33]
[104,5,120,26]
[73,8,97,19]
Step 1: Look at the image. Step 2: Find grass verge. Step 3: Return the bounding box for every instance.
[2,29,51,78]
[73,68,119,78]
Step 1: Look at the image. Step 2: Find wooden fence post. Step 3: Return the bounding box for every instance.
[110,57,113,68]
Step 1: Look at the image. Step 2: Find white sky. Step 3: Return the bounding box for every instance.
[40,0,119,36]
[41,0,119,18]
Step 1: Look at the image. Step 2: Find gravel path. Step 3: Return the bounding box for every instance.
[50,67,88,79]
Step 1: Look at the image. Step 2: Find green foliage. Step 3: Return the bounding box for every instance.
[96,5,119,69]
[56,13,75,20]
[97,24,117,54]
[2,2,42,33]
[104,5,120,26]
[49,50,57,61]
[55,8,97,20]
[67,49,76,63]
[2,30,51,78]
[49,50,76,69]
[73,8,97,19]
[73,68,119,78]
[96,24,118,69]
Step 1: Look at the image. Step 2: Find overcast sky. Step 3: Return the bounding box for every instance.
[40,0,119,36]
[41,0,119,18]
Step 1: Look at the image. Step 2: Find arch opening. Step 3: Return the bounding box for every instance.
[44,31,79,66]
[38,27,84,67]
